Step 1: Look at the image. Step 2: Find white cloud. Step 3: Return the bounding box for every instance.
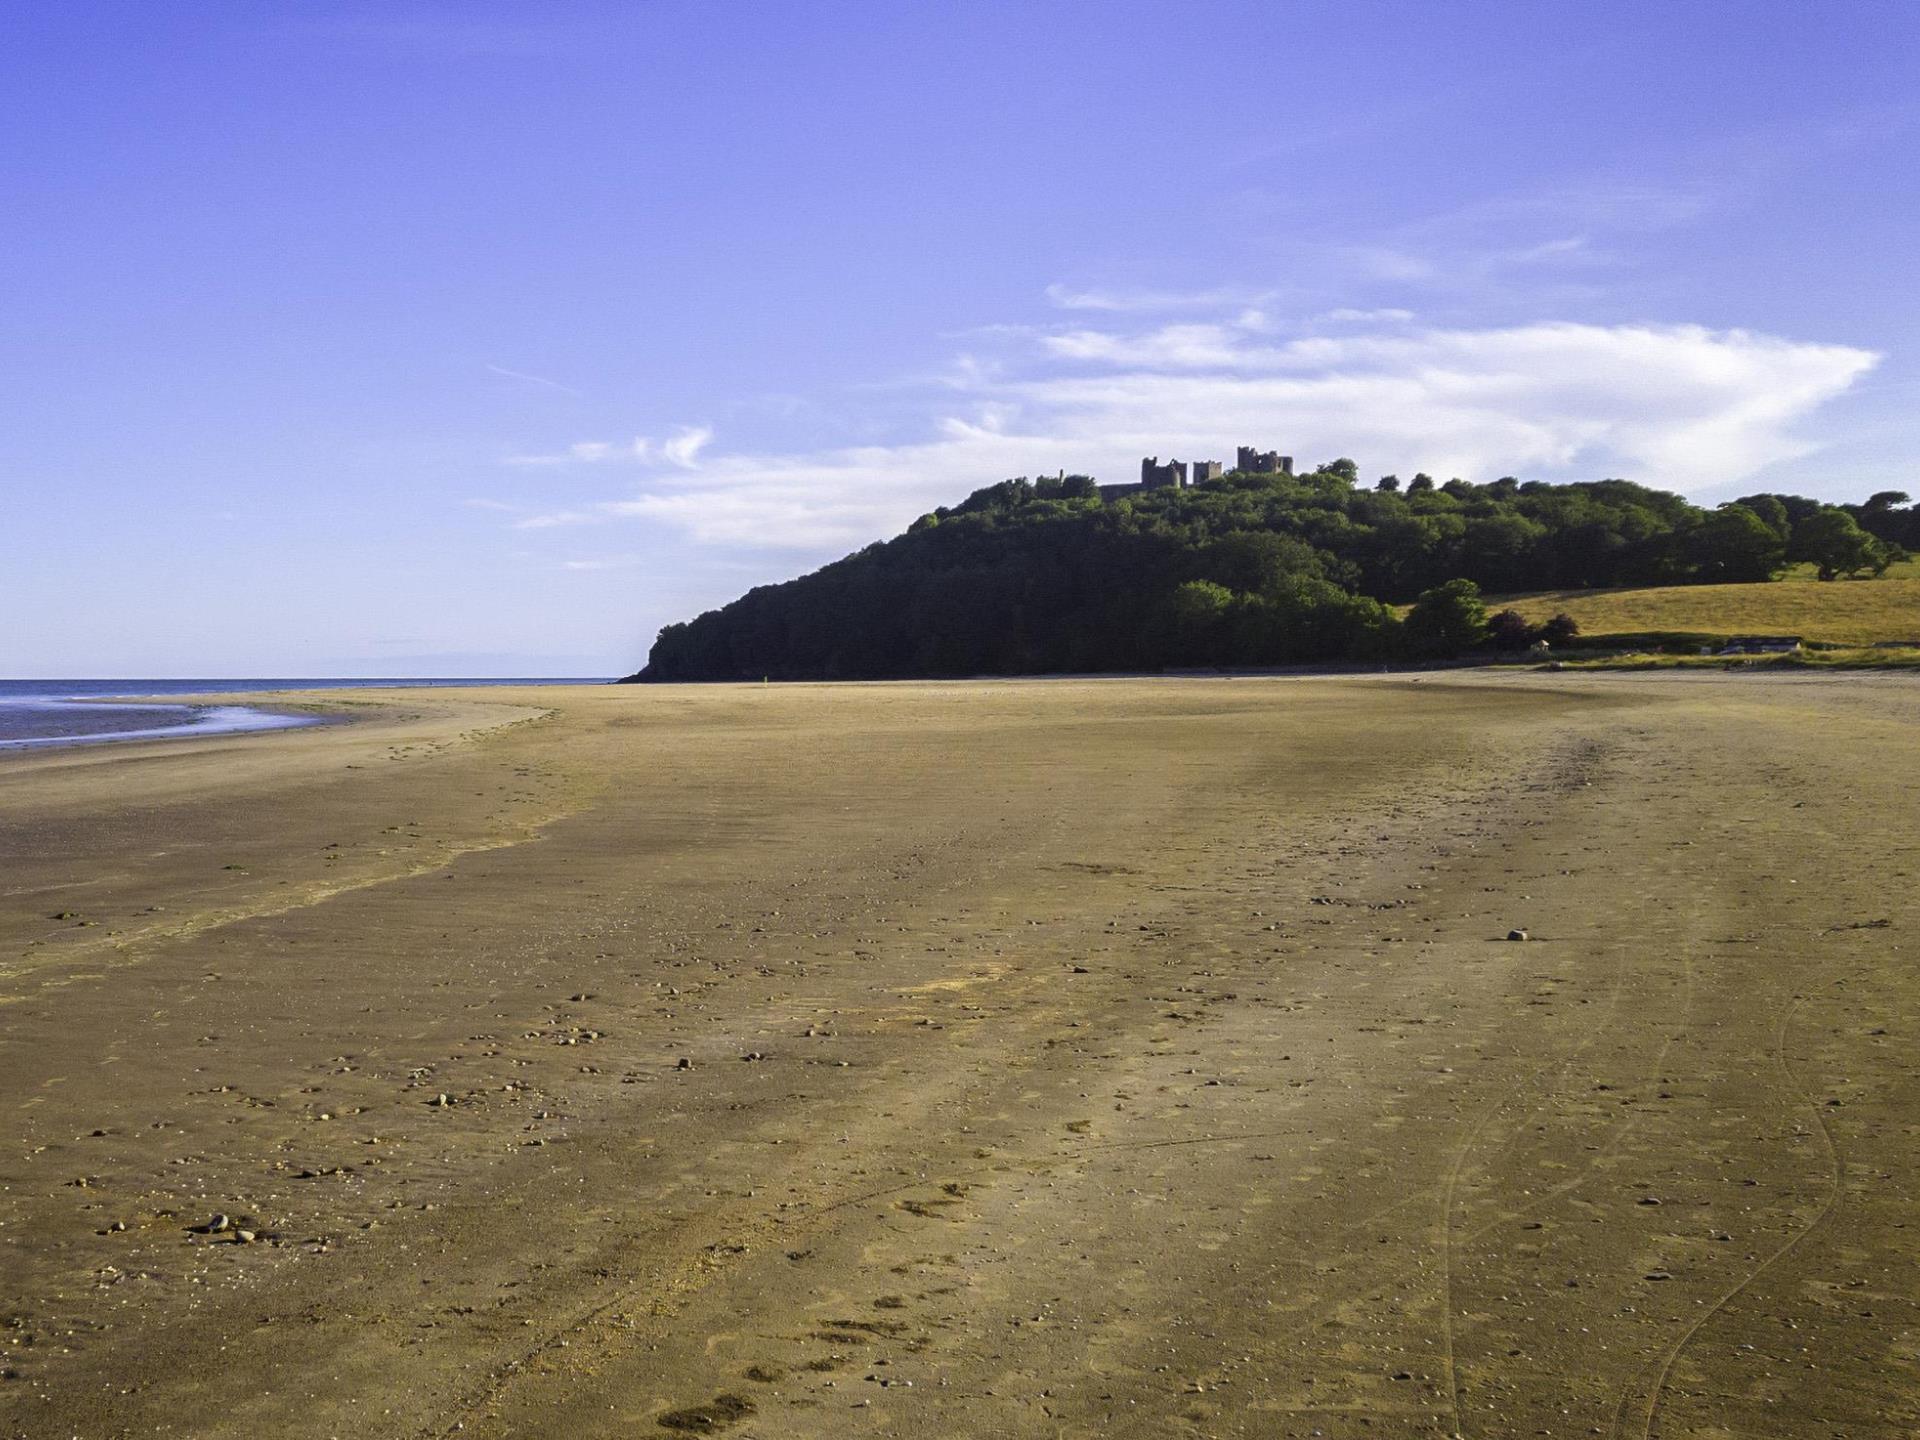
[504,425,709,469]
[1323,307,1417,324]
[1044,283,1276,313]
[505,438,641,467]
[1042,324,1252,369]
[485,363,582,396]
[511,310,1877,551]
[660,425,712,467]
[1505,235,1597,265]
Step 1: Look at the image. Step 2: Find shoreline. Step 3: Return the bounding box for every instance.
[0,696,328,751]
[0,677,608,754]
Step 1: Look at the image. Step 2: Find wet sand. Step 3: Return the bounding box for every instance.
[1,675,1915,1439]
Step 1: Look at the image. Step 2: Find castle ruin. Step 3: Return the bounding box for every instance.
[1096,444,1291,498]
[1139,455,1188,490]
[1236,446,1293,475]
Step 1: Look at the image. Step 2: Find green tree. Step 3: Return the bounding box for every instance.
[1792,507,1886,580]
[631,465,1896,682]
[1695,504,1786,582]
[1165,580,1236,662]
[1737,494,1792,537]
[1192,531,1326,594]
[1485,608,1536,649]
[1537,613,1580,647]
[1401,579,1489,657]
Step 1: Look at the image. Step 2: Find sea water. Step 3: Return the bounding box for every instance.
[0,678,607,751]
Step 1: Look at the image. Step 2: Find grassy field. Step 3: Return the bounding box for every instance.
[1554,644,1920,671]
[1496,560,1920,646]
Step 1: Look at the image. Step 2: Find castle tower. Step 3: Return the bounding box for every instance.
[1236,446,1294,476]
[1140,456,1189,490]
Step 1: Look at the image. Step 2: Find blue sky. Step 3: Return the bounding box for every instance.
[4,1,1916,676]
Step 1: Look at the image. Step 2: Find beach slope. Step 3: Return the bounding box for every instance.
[2,677,1915,1439]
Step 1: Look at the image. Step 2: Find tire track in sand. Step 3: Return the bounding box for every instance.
[1608,985,1848,1440]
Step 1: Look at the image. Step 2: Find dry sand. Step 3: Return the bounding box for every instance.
[1,675,1915,1439]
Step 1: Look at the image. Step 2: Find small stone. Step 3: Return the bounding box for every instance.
[1507,929,1530,942]
[235,1229,257,1244]
[208,1213,230,1233]
[676,1058,693,1070]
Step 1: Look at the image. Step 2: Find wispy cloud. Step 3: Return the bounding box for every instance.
[1042,324,1253,369]
[515,510,600,530]
[505,440,640,467]
[1411,181,1716,241]
[1322,307,1417,324]
[485,363,582,396]
[508,305,1876,551]
[1044,283,1278,314]
[1263,178,1722,315]
[660,426,712,467]
[504,425,710,469]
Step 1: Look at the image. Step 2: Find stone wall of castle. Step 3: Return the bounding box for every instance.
[1099,445,1291,499]
[1140,456,1189,489]
[1236,446,1293,476]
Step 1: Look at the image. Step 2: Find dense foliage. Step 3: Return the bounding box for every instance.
[632,465,1913,680]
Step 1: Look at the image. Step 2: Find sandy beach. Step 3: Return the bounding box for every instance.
[2,675,1915,1439]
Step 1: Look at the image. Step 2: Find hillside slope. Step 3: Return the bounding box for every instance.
[629,470,1916,680]
[1502,570,1920,645]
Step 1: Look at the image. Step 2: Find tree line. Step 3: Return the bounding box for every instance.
[629,464,1913,681]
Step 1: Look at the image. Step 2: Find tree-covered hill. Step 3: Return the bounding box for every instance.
[628,465,1914,681]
